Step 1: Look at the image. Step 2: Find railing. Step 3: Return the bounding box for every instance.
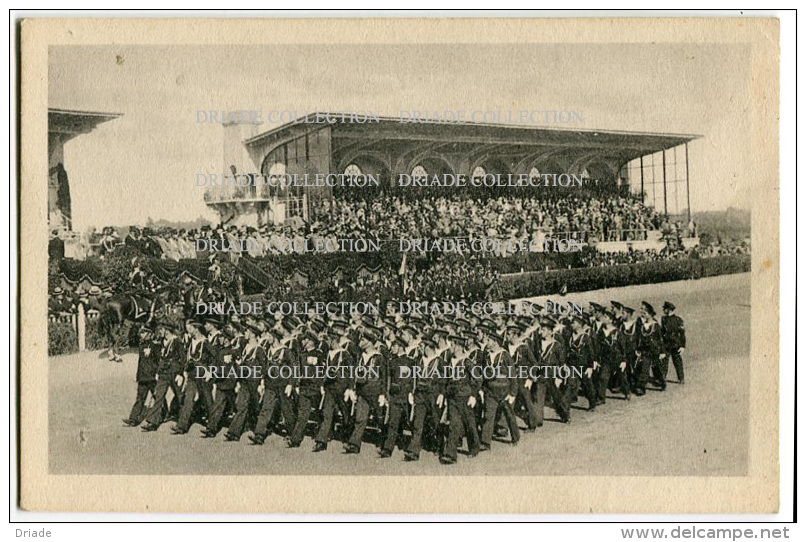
[203,174,307,204]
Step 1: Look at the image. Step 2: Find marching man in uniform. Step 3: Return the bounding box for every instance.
[313,322,355,452]
[141,320,185,432]
[405,336,443,461]
[344,326,387,454]
[569,316,598,411]
[249,324,297,445]
[661,301,687,384]
[287,332,325,448]
[379,335,415,458]
[440,336,481,465]
[637,301,667,392]
[123,325,160,427]
[224,320,267,441]
[617,305,641,395]
[172,319,216,435]
[539,318,571,424]
[201,317,234,438]
[508,323,539,432]
[479,326,520,449]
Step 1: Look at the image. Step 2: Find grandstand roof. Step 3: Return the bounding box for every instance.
[244,113,700,165]
[49,108,122,143]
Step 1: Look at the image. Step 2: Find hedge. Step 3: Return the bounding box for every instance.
[48,318,138,356]
[498,254,750,300]
[48,320,78,356]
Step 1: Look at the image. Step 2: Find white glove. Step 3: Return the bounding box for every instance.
[436,394,444,408]
[478,390,485,401]
[284,384,293,397]
[585,368,593,378]
[258,384,265,396]
[554,378,562,388]
[505,394,515,405]
[467,396,477,408]
[378,395,387,407]
[593,361,600,370]
[320,386,325,395]
[408,392,414,405]
[679,348,685,355]
[525,379,533,390]
[619,361,627,371]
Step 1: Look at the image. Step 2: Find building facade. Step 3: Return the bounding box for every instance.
[207,113,698,228]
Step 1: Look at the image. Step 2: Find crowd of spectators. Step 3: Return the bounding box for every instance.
[313,193,672,243]
[64,192,701,263]
[48,191,726,315]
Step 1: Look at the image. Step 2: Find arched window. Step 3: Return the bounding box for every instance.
[411,165,428,179]
[268,162,287,197]
[472,165,486,181]
[344,163,362,178]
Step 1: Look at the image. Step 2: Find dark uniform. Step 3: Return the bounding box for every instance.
[637,319,666,392]
[124,333,160,425]
[288,345,325,447]
[346,344,387,452]
[203,330,234,436]
[175,335,216,432]
[602,325,630,399]
[315,339,355,448]
[143,332,185,429]
[480,346,520,446]
[526,326,547,427]
[661,311,686,383]
[620,317,640,393]
[590,320,610,405]
[568,326,598,411]
[406,343,444,459]
[540,334,570,423]
[380,347,415,456]
[442,344,481,463]
[226,341,267,440]
[510,337,539,430]
[251,337,299,443]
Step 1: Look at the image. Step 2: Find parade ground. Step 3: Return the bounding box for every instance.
[48,273,751,476]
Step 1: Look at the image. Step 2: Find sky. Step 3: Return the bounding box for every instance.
[49,43,752,231]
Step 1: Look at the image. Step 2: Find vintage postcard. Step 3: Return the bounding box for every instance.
[19,17,779,514]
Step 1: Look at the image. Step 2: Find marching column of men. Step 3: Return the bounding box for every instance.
[125,299,687,464]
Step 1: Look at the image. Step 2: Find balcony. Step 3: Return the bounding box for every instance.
[203,174,306,204]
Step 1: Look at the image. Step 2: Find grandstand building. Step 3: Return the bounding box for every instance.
[207,114,699,249]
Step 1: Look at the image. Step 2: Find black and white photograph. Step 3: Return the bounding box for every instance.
[17,15,784,517]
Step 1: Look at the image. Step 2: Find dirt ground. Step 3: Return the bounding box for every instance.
[48,273,750,476]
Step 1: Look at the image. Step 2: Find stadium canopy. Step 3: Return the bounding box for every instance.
[242,113,700,187]
[49,108,122,144]
[210,113,700,225]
